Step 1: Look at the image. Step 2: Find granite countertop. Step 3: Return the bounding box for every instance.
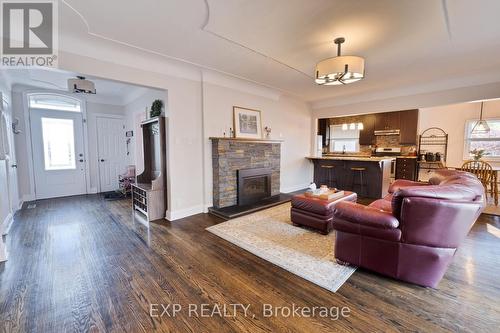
[307,156,395,162]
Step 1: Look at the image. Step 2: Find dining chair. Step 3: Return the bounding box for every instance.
[460,160,494,198]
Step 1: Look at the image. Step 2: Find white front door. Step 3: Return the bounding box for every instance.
[30,109,87,199]
[97,116,126,192]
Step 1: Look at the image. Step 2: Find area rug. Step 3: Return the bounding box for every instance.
[206,203,356,292]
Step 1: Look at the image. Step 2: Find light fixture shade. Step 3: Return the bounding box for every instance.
[349,123,356,130]
[342,123,348,130]
[315,56,365,85]
[471,101,491,135]
[471,120,490,134]
[357,122,364,130]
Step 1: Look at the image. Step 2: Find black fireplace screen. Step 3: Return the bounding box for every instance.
[237,168,272,206]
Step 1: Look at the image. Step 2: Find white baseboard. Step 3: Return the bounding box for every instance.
[89,187,98,194]
[18,200,24,210]
[1,212,13,236]
[281,182,311,194]
[165,205,204,221]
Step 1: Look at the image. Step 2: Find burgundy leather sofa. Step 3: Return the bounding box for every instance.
[332,170,485,287]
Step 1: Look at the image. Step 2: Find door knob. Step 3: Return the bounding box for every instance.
[79,159,84,162]
[11,164,17,168]
[100,159,105,162]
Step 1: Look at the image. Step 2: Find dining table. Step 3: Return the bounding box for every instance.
[451,166,499,206]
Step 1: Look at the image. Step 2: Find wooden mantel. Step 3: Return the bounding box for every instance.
[209,137,284,143]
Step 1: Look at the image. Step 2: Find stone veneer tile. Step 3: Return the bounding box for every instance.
[211,139,281,208]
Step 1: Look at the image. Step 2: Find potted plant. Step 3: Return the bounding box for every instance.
[470,148,489,161]
[150,99,164,118]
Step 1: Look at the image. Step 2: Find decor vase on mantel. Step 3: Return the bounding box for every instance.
[264,126,272,139]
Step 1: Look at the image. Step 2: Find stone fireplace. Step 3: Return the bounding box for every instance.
[237,167,272,206]
[210,137,281,209]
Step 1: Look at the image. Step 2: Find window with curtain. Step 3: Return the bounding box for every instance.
[464,119,500,160]
[329,125,360,153]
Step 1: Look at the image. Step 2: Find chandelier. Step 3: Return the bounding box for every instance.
[315,37,365,85]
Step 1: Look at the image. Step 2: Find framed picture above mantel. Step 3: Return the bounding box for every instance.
[233,106,263,139]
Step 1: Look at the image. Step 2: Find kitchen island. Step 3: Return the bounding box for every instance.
[307,156,393,198]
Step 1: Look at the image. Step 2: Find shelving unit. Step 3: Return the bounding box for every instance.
[417,127,448,181]
[132,116,167,221]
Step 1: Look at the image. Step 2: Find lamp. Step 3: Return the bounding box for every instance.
[471,102,490,135]
[349,123,356,130]
[315,37,365,85]
[342,123,348,131]
[357,122,364,130]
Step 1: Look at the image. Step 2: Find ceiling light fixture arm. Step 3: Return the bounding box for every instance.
[334,37,345,56]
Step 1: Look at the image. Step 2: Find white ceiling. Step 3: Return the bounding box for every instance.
[3,68,151,105]
[54,0,500,106]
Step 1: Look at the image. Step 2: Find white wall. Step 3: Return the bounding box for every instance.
[52,45,313,220]
[419,100,500,169]
[202,82,312,208]
[0,77,18,261]
[11,85,129,198]
[56,49,205,220]
[0,81,13,229]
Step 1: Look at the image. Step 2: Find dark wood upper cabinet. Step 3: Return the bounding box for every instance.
[322,109,419,147]
[399,109,419,144]
[386,112,401,130]
[359,114,376,145]
[317,118,328,147]
[375,112,401,131]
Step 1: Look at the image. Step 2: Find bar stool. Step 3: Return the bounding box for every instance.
[320,164,337,188]
[350,167,367,197]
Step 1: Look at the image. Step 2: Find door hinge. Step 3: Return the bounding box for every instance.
[83,119,87,123]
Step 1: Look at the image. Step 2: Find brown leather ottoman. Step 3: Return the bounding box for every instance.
[291,191,357,234]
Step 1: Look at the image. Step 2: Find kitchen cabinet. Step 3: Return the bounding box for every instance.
[317,118,328,147]
[319,109,419,147]
[310,157,392,198]
[399,109,419,144]
[359,114,376,145]
[396,157,417,181]
[375,112,400,131]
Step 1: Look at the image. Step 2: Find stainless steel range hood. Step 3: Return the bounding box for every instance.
[374,129,400,136]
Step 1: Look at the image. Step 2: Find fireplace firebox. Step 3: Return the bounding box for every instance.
[237,168,272,206]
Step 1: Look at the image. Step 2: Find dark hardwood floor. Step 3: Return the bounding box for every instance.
[1,195,499,332]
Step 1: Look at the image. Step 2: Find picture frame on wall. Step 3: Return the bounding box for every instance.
[233,106,262,139]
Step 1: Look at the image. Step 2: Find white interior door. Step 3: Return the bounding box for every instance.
[97,116,126,192]
[30,109,87,199]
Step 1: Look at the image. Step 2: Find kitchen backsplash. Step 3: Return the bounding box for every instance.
[326,135,417,156]
[324,116,417,156]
